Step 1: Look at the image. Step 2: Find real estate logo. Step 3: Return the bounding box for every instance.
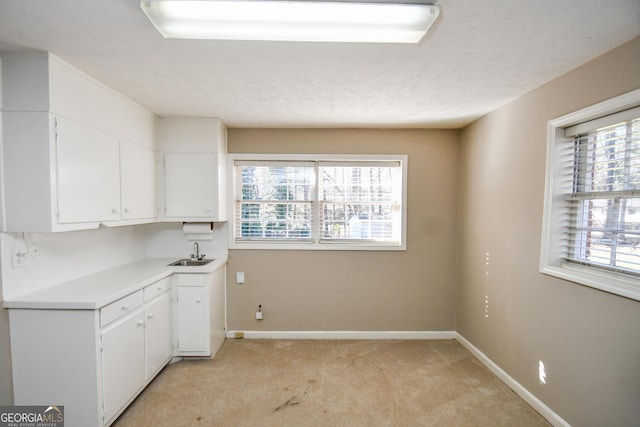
[0,405,64,427]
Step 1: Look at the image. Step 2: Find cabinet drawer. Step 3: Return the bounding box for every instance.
[100,291,143,328]
[144,276,172,302]
[175,274,205,287]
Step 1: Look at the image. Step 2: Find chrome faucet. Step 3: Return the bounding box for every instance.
[192,242,200,260]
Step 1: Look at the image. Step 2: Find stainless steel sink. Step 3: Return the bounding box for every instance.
[168,258,214,267]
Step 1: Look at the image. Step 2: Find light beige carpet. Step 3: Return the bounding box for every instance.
[113,339,550,427]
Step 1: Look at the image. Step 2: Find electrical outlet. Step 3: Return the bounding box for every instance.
[29,245,40,257]
[234,331,244,339]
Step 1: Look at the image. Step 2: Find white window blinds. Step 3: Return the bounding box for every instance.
[318,161,401,243]
[233,158,404,247]
[562,107,640,275]
[235,161,315,241]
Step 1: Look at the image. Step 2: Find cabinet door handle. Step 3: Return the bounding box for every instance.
[124,208,130,213]
[147,313,154,319]
[195,299,202,303]
[136,320,144,326]
[112,208,120,214]
[121,304,129,310]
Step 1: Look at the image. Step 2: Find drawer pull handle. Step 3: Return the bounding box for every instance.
[196,299,202,303]
[121,304,129,310]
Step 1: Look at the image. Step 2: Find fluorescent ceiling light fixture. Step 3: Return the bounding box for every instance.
[140,0,440,43]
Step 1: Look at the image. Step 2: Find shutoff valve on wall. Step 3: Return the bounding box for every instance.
[256,305,263,320]
[11,236,40,269]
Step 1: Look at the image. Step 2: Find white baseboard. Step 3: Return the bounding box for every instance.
[455,333,570,427]
[226,330,456,340]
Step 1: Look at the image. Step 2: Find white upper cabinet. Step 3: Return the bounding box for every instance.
[120,142,159,221]
[0,52,158,232]
[159,117,228,222]
[164,153,219,218]
[56,118,121,224]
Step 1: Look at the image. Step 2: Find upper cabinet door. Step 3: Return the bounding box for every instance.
[55,118,121,224]
[121,142,158,220]
[164,153,219,219]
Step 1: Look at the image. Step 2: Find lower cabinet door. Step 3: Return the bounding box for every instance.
[101,308,145,423]
[145,292,173,378]
[177,286,209,354]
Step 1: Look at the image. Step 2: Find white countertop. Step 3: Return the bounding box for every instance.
[3,256,227,310]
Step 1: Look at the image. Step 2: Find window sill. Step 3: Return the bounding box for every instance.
[540,263,640,302]
[229,241,406,251]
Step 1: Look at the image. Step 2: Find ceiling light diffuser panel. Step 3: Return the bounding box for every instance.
[140,0,440,43]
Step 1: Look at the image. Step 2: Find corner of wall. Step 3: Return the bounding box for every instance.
[0,54,13,405]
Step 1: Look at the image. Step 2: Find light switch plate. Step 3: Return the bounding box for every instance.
[236,272,245,284]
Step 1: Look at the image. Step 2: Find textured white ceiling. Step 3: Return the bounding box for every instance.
[0,0,639,128]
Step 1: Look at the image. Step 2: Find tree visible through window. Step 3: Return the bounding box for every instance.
[238,163,314,240]
[319,163,400,241]
[541,90,640,301]
[568,115,640,274]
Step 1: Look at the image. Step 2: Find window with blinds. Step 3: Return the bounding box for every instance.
[236,161,315,241]
[563,108,640,275]
[233,156,406,249]
[541,90,640,302]
[319,161,402,243]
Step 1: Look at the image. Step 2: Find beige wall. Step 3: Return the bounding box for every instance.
[227,129,459,331]
[457,37,640,426]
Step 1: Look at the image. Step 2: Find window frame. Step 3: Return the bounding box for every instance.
[540,88,640,301]
[228,153,408,251]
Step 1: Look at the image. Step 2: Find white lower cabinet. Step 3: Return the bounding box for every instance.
[175,267,225,357]
[6,263,227,427]
[101,306,146,423]
[100,280,172,425]
[177,286,209,353]
[144,290,173,378]
[8,276,173,427]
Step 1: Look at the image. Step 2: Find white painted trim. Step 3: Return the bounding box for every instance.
[226,330,456,340]
[540,88,640,302]
[226,153,408,251]
[455,333,571,427]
